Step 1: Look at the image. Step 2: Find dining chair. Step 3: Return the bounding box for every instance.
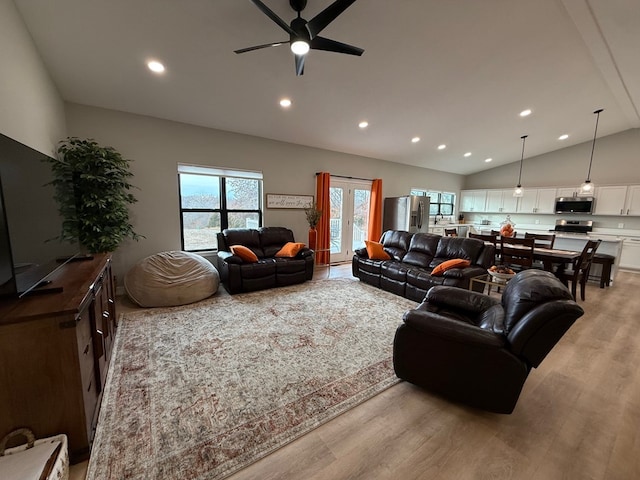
[525,232,556,249]
[469,232,498,244]
[525,232,556,269]
[444,228,458,237]
[492,229,518,238]
[469,232,499,264]
[500,236,535,271]
[556,239,601,301]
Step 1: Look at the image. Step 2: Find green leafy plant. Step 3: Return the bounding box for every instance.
[304,201,322,228]
[46,137,142,253]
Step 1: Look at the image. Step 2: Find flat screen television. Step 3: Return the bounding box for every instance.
[0,133,79,298]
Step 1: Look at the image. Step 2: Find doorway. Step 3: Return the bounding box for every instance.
[329,178,371,263]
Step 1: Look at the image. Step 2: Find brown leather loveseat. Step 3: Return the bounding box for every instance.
[217,227,314,294]
[352,230,495,302]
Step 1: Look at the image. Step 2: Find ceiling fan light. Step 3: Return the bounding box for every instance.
[291,40,310,55]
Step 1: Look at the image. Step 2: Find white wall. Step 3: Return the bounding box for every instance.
[0,0,66,154]
[65,103,464,280]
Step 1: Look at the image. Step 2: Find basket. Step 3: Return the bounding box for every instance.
[487,269,515,283]
[0,428,69,480]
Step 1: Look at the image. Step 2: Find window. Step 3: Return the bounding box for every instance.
[178,164,263,251]
[411,189,456,216]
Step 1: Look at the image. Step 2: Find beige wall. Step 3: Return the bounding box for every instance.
[0,0,66,154]
[464,128,640,190]
[65,103,464,279]
[463,128,640,231]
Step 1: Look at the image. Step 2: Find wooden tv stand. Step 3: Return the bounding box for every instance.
[0,253,117,462]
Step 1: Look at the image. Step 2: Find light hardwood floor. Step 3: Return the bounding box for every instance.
[71,265,640,480]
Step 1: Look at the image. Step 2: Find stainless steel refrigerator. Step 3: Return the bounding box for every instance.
[383,196,430,233]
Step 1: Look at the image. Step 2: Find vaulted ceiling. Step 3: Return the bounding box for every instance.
[14,0,640,174]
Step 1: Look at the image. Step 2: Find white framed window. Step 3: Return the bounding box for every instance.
[178,164,263,251]
[411,188,456,216]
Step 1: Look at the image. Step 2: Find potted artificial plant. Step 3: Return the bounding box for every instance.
[304,201,322,250]
[46,137,142,253]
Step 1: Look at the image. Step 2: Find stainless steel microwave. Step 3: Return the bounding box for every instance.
[554,197,595,214]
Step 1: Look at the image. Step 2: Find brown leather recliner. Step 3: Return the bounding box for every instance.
[393,270,584,413]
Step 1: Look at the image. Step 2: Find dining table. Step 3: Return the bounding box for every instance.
[530,246,581,272]
[493,243,581,273]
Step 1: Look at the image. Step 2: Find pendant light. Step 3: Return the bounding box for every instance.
[579,108,603,195]
[513,135,528,197]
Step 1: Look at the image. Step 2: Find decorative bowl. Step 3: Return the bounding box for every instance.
[487,269,515,283]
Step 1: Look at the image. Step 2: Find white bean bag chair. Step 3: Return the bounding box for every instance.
[124,251,219,307]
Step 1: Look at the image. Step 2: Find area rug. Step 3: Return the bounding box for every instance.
[86,278,417,480]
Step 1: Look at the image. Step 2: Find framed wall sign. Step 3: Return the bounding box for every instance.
[266,194,313,209]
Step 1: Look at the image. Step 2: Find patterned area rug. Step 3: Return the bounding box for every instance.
[86,278,417,479]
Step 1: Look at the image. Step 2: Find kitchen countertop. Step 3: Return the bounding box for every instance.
[430,223,469,228]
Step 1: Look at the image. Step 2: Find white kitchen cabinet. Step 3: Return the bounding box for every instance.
[594,185,628,215]
[623,185,640,216]
[534,188,557,213]
[460,190,487,212]
[556,188,578,198]
[619,237,640,270]
[516,188,557,214]
[485,189,518,213]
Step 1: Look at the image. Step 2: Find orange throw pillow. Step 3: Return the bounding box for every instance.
[230,245,259,263]
[275,242,306,258]
[365,240,391,260]
[431,258,471,276]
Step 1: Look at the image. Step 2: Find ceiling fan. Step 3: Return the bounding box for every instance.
[234,0,364,76]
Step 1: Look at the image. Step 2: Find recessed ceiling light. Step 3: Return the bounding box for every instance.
[147,60,165,73]
[558,134,569,140]
[519,109,532,117]
[464,152,472,157]
[279,98,292,108]
[485,158,493,163]
[358,121,369,129]
[437,144,446,150]
[411,137,421,143]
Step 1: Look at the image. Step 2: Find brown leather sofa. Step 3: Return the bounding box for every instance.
[393,270,584,413]
[216,227,314,294]
[352,230,495,302]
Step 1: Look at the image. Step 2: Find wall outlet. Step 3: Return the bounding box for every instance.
[535,219,540,224]
[618,223,624,228]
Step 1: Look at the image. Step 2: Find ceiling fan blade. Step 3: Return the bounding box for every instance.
[234,41,287,54]
[295,53,305,76]
[307,0,357,38]
[310,36,364,56]
[250,0,296,35]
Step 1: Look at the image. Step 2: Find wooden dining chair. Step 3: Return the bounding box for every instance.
[525,232,556,249]
[444,228,458,237]
[500,236,535,271]
[525,232,556,269]
[469,232,499,264]
[469,232,498,244]
[492,229,518,238]
[556,239,601,301]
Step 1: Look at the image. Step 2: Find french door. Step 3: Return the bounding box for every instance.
[329,178,371,263]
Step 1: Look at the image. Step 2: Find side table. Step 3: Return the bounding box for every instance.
[314,248,332,278]
[469,274,511,296]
